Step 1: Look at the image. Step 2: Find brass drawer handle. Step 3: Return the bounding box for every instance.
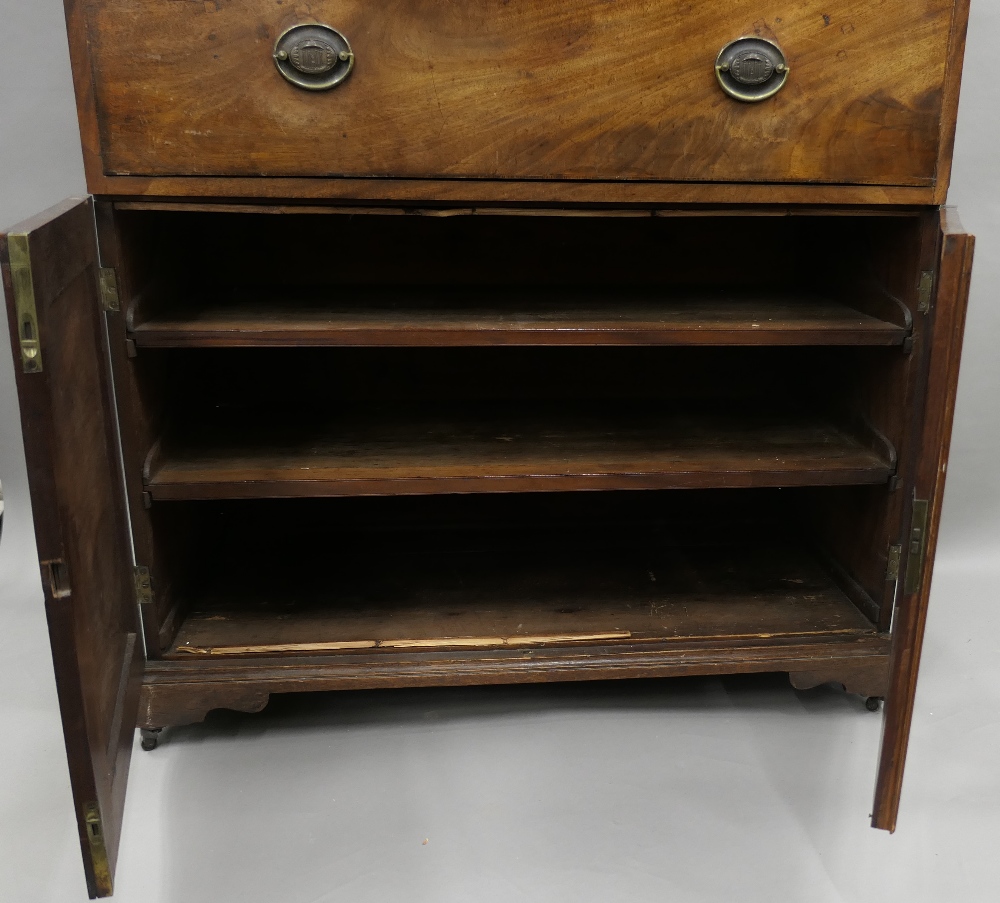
[274,24,354,91]
[716,37,788,102]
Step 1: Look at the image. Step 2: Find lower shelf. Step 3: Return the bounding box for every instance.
[141,495,893,728]
[165,538,878,657]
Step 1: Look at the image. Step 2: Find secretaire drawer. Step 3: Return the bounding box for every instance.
[82,0,962,186]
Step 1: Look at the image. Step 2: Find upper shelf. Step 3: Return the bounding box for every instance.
[129,288,908,348]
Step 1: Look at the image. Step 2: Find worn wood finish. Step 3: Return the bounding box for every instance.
[97,180,945,206]
[788,659,890,698]
[93,201,176,656]
[872,210,974,832]
[165,537,878,657]
[138,635,892,729]
[144,403,894,500]
[82,0,956,189]
[932,0,973,205]
[0,0,974,891]
[129,288,907,349]
[797,212,940,627]
[1,199,141,898]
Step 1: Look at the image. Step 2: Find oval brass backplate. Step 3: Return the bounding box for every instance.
[274,24,354,91]
[716,37,788,102]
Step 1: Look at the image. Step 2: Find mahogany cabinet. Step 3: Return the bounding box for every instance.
[2,1,974,897]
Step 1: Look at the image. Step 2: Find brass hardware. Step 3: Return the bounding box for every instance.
[99,267,120,312]
[274,24,354,91]
[8,232,43,372]
[886,544,902,582]
[903,499,930,594]
[83,802,113,896]
[43,559,72,599]
[716,37,789,102]
[917,270,934,313]
[134,566,153,607]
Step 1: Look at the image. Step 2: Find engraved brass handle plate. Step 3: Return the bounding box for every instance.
[274,24,354,91]
[716,37,788,102]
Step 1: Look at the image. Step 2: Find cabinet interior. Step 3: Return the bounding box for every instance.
[107,207,924,658]
[152,490,882,659]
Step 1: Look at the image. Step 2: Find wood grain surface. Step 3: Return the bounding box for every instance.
[129,288,907,348]
[82,0,957,187]
[143,403,895,500]
[872,210,974,832]
[1,199,141,898]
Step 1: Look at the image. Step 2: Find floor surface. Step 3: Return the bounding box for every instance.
[1,538,997,903]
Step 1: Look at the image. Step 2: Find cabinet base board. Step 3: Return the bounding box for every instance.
[138,637,890,730]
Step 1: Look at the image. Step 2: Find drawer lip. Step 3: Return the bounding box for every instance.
[71,0,968,197]
[86,174,943,208]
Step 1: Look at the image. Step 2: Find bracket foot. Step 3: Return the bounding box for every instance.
[140,727,162,751]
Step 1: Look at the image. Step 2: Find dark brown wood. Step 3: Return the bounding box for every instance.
[932,0,973,205]
[91,178,950,207]
[872,209,974,832]
[1,199,142,898]
[139,639,892,730]
[129,288,907,349]
[788,660,890,698]
[165,536,878,656]
[79,0,954,189]
[93,201,174,657]
[1,0,976,891]
[797,211,941,629]
[143,404,895,501]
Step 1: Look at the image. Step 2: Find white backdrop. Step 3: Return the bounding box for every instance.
[1,4,998,901]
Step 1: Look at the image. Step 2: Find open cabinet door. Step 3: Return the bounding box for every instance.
[872,209,975,831]
[2,198,142,897]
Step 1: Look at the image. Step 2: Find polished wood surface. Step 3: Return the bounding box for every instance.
[1,199,142,898]
[130,288,907,348]
[82,0,955,187]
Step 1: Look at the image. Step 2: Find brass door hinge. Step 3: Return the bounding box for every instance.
[99,267,120,312]
[8,233,43,372]
[134,566,153,606]
[886,544,902,583]
[903,499,930,594]
[83,801,113,895]
[917,271,934,314]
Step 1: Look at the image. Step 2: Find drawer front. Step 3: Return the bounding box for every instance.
[85,0,957,185]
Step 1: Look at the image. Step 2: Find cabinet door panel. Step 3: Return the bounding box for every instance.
[2,197,141,898]
[872,209,974,831]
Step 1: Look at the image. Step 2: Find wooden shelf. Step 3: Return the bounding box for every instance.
[165,537,880,659]
[130,288,907,348]
[144,403,895,500]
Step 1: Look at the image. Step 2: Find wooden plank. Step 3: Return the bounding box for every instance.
[130,288,907,348]
[144,404,895,500]
[86,173,943,206]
